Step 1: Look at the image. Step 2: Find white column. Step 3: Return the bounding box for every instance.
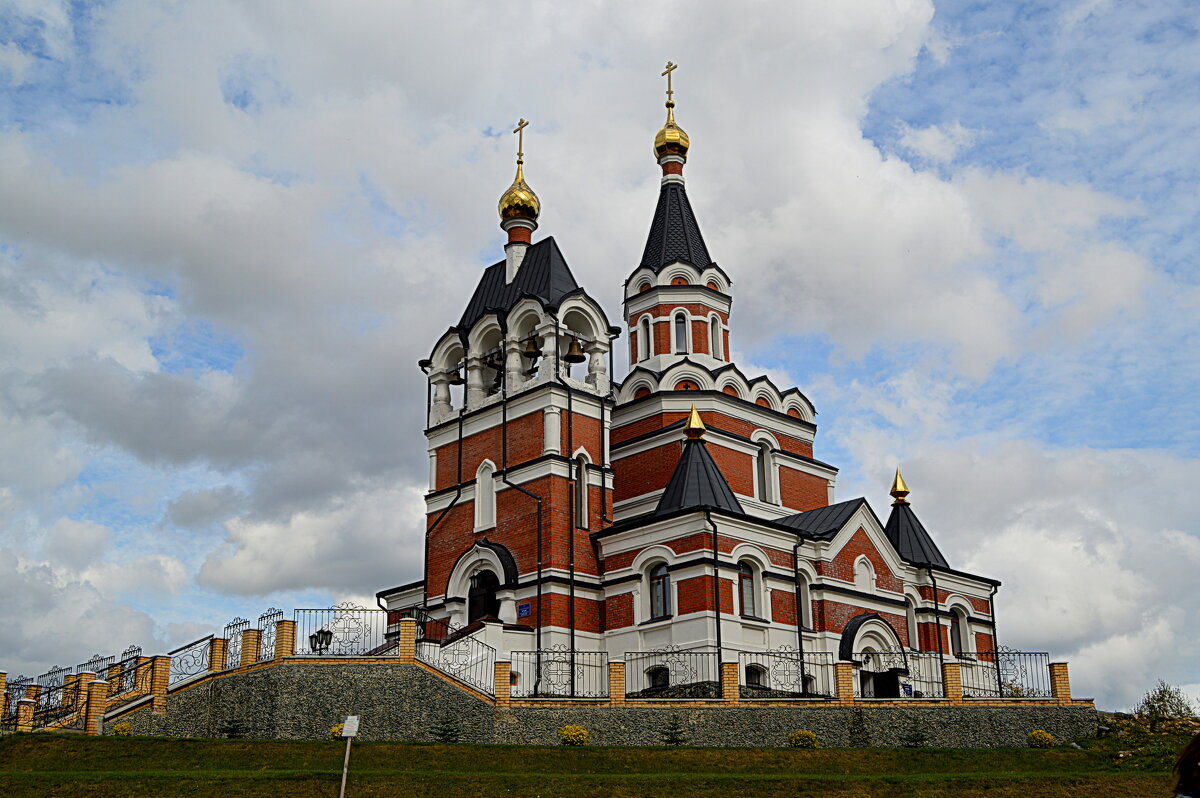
[496,590,518,624]
[543,407,561,456]
[466,356,486,407]
[431,372,453,424]
[538,323,558,381]
[584,341,608,391]
[504,336,524,391]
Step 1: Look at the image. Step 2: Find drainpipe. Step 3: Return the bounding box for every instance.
[928,566,945,671]
[988,583,1002,695]
[791,540,809,692]
[706,512,723,661]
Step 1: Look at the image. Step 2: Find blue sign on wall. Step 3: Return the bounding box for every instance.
[518,603,531,618]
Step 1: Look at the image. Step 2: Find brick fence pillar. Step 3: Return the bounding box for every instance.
[720,661,740,704]
[209,638,228,672]
[240,629,262,668]
[494,661,511,707]
[16,698,34,733]
[834,662,855,704]
[941,661,963,703]
[1049,662,1072,701]
[85,679,108,735]
[608,662,626,705]
[63,673,82,707]
[0,671,6,719]
[274,620,296,660]
[134,656,153,696]
[397,618,418,664]
[149,655,171,714]
[73,673,95,716]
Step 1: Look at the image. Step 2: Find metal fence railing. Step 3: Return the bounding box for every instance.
[77,654,115,678]
[625,648,720,699]
[294,604,391,657]
[223,617,250,668]
[168,635,213,687]
[510,649,609,698]
[416,635,497,696]
[1,676,30,732]
[738,649,835,698]
[853,650,945,699]
[961,649,1052,698]
[256,608,284,662]
[106,655,154,708]
[37,665,71,689]
[31,680,87,732]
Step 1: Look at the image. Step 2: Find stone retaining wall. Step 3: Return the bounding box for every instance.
[105,662,1097,747]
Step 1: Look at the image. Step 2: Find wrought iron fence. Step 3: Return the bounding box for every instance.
[400,606,461,644]
[107,654,153,707]
[77,653,115,677]
[294,603,391,657]
[168,635,213,687]
[960,648,1052,698]
[415,635,497,696]
[738,648,835,698]
[1,675,29,732]
[37,665,71,689]
[223,617,251,668]
[625,647,720,699]
[510,649,609,698]
[31,680,87,732]
[852,650,945,699]
[256,608,284,662]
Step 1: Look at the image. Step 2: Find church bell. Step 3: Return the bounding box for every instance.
[564,337,586,364]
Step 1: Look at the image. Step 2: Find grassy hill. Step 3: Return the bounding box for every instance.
[0,720,1186,798]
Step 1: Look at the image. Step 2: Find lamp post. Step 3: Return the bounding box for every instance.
[309,628,333,655]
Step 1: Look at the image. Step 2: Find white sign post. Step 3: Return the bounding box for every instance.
[338,715,359,798]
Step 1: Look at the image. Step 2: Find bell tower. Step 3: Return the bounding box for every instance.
[416,120,618,653]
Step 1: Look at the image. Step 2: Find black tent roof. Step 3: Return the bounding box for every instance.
[884,502,950,569]
[457,236,579,330]
[654,438,743,516]
[639,181,715,273]
[776,498,869,541]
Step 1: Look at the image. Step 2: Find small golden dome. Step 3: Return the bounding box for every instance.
[654,101,690,159]
[498,160,540,222]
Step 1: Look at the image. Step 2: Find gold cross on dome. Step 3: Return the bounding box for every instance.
[662,61,678,102]
[513,118,529,162]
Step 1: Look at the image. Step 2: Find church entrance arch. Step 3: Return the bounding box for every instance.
[839,612,907,699]
[468,569,501,623]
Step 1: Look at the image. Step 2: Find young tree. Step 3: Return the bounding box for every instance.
[1135,680,1197,731]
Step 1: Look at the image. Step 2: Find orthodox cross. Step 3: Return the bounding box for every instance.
[662,61,678,103]
[513,118,529,163]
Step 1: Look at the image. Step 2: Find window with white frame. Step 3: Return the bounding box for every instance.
[674,312,689,354]
[854,557,875,592]
[950,607,969,657]
[755,440,775,503]
[474,461,496,530]
[649,563,671,619]
[709,315,722,359]
[797,572,813,629]
[638,316,652,360]
[905,598,919,649]
[574,454,589,529]
[738,560,757,617]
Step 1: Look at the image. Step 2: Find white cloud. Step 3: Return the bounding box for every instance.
[899,121,977,164]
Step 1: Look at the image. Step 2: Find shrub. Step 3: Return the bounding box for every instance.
[1135,680,1197,731]
[788,729,820,749]
[328,723,344,740]
[660,714,689,746]
[432,714,461,743]
[558,724,589,746]
[111,722,133,737]
[1028,729,1055,748]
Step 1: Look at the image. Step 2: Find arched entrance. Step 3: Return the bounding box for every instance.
[839,612,907,699]
[467,569,501,623]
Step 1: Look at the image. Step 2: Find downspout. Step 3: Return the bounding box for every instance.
[423,410,466,616]
[791,539,809,692]
[988,583,1002,695]
[706,511,723,661]
[499,343,546,689]
[928,566,945,671]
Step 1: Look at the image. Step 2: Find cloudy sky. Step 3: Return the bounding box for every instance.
[1,1,1196,711]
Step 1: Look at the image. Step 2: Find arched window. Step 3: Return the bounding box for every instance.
[709,316,722,359]
[638,316,652,360]
[854,558,875,593]
[905,598,919,649]
[950,608,967,657]
[647,665,670,689]
[745,664,767,688]
[738,561,757,617]
[797,573,813,629]
[755,441,774,503]
[674,312,688,354]
[649,563,671,619]
[474,461,496,531]
[574,454,589,529]
[467,569,500,623]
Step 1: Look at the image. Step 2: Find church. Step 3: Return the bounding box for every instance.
[378,65,1003,701]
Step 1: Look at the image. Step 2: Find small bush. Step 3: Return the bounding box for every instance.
[788,729,820,749]
[558,724,589,746]
[660,714,689,746]
[1028,729,1055,748]
[111,722,133,737]
[432,714,461,744]
[328,723,344,740]
[1135,680,1197,731]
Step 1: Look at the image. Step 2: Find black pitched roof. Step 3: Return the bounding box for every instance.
[654,438,743,516]
[639,182,715,273]
[457,237,579,330]
[884,502,950,569]
[776,498,868,541]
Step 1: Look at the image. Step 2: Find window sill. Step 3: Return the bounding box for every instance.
[639,615,674,627]
[739,614,770,625]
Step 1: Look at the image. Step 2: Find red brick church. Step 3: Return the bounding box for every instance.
[379,67,1001,699]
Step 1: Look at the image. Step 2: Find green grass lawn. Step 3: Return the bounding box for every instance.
[0,731,1180,797]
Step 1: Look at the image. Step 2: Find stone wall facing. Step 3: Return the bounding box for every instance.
[104,661,1098,748]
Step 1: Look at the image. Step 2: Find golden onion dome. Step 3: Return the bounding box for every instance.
[654,100,690,159]
[498,160,540,222]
